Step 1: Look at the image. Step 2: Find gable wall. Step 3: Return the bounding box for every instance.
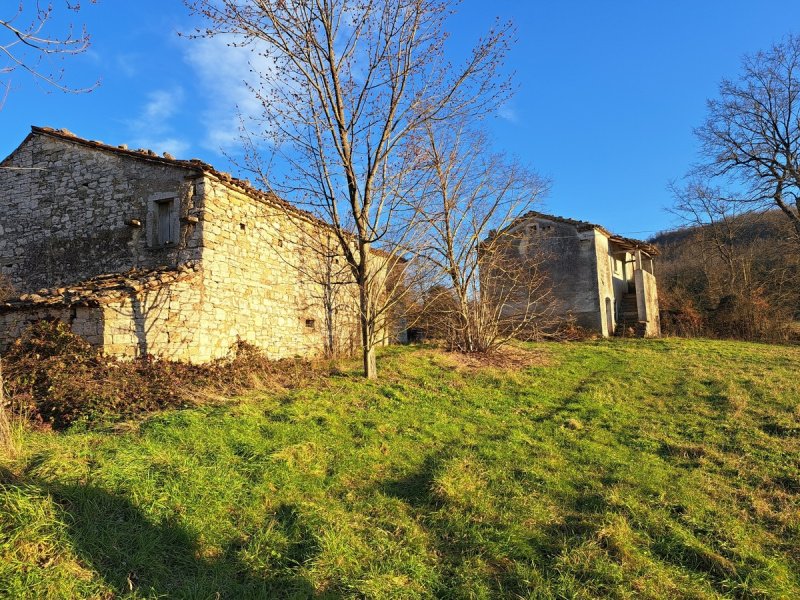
[0,133,202,294]
[194,177,361,360]
[1,132,366,361]
[518,218,603,331]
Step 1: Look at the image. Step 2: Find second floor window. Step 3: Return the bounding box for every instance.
[156,198,176,246]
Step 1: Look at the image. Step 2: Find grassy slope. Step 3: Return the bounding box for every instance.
[0,339,799,599]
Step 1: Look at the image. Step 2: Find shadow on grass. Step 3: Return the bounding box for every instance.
[16,480,340,599]
[381,454,535,596]
[381,455,441,509]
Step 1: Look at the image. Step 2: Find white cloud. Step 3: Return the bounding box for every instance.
[127,87,191,158]
[498,103,519,124]
[115,53,140,78]
[144,137,191,158]
[182,34,279,153]
[137,88,183,128]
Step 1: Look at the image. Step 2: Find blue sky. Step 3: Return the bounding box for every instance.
[3,1,800,238]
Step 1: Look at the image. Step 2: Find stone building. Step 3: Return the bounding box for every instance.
[0,126,369,362]
[485,211,660,337]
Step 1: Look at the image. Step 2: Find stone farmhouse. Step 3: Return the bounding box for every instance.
[1,127,659,360]
[0,126,371,362]
[486,211,660,337]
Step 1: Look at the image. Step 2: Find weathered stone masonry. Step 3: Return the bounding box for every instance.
[486,211,661,338]
[0,127,362,362]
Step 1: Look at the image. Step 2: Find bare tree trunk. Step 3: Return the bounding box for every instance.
[186,0,513,378]
[326,300,336,359]
[363,343,377,380]
[359,279,377,379]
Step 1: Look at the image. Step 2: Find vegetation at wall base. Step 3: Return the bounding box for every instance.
[1,321,329,429]
[0,337,798,598]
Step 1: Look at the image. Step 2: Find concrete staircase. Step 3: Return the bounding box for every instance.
[615,293,645,337]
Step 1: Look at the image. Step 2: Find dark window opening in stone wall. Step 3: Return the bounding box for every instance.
[156,199,176,246]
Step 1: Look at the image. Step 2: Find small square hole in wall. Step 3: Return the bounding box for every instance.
[240,223,246,231]
[277,239,284,247]
[305,319,316,329]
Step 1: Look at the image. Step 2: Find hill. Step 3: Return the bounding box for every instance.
[648,211,799,339]
[1,340,799,598]
[649,210,794,253]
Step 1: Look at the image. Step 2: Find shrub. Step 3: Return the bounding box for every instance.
[2,321,326,429]
[659,288,705,338]
[0,275,13,301]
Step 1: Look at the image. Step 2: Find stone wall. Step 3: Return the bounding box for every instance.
[593,232,616,336]
[0,129,368,362]
[518,218,603,331]
[100,275,207,360]
[634,268,661,337]
[0,305,103,349]
[194,175,361,361]
[0,266,207,360]
[0,130,202,294]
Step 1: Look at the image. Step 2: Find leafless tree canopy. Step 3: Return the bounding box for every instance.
[696,34,800,247]
[409,124,555,353]
[663,179,799,340]
[669,180,753,291]
[0,2,95,108]
[185,0,513,377]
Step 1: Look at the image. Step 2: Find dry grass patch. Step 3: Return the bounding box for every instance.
[429,344,550,372]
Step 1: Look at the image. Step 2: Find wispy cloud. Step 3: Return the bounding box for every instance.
[115,53,140,78]
[182,35,278,154]
[498,103,519,124]
[127,87,191,157]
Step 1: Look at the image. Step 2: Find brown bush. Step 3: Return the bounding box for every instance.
[0,275,13,302]
[2,321,328,430]
[659,287,705,338]
[710,289,796,342]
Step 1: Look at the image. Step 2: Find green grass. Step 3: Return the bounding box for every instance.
[1,338,799,599]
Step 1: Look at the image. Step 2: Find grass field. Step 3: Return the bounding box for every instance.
[0,338,799,599]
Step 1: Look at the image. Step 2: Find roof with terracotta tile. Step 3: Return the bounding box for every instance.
[0,263,200,312]
[13,126,329,229]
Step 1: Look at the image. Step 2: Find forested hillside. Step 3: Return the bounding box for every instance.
[651,211,799,340]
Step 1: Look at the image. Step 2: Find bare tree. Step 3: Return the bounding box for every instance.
[1,2,96,109]
[185,0,512,378]
[665,179,800,340]
[695,34,800,248]
[234,144,421,361]
[669,179,753,292]
[411,124,554,353]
